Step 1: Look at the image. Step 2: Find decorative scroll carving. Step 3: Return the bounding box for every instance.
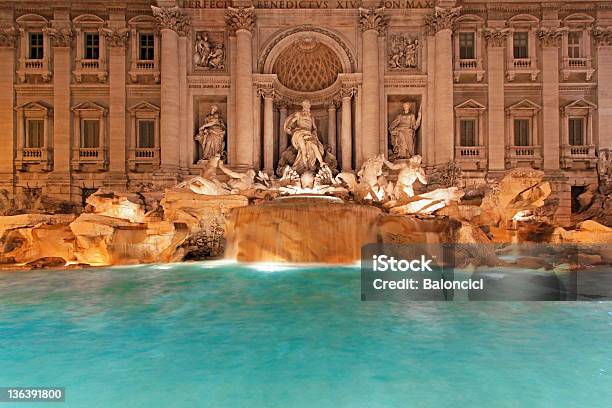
[388,33,420,70]
[593,27,612,47]
[424,6,462,36]
[538,27,567,47]
[359,7,386,34]
[225,6,256,34]
[258,87,275,99]
[339,85,357,99]
[194,32,225,70]
[151,6,191,36]
[102,27,130,48]
[44,27,73,48]
[483,28,511,47]
[0,25,17,47]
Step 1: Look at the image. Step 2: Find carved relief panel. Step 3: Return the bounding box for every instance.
[193,31,226,71]
[387,33,422,72]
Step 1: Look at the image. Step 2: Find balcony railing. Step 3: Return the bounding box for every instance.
[78,147,102,159]
[455,146,486,158]
[505,145,543,168]
[74,59,107,82]
[71,147,108,171]
[453,58,484,82]
[507,58,540,81]
[15,147,52,171]
[17,57,51,83]
[513,58,532,69]
[129,60,160,83]
[128,147,160,171]
[561,144,597,169]
[561,57,595,80]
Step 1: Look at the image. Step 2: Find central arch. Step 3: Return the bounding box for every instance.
[258,26,356,76]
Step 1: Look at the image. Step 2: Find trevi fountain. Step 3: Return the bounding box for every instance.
[0,97,610,270]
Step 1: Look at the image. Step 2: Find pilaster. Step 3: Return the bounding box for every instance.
[105,25,129,189]
[484,28,510,171]
[0,25,16,192]
[594,28,612,150]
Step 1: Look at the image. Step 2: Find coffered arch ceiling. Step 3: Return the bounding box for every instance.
[272,37,343,93]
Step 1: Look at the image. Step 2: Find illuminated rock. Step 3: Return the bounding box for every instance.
[86,190,146,223]
[388,187,464,215]
[478,169,551,227]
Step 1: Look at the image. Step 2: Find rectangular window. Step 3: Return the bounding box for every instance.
[459,119,476,146]
[139,33,155,61]
[513,32,529,59]
[568,32,582,59]
[138,120,155,148]
[82,120,100,148]
[27,119,44,148]
[569,118,585,146]
[459,32,475,60]
[514,119,530,146]
[84,33,100,60]
[29,32,44,60]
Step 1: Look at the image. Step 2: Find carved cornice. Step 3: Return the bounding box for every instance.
[593,27,612,47]
[359,7,386,34]
[226,7,256,35]
[538,27,567,48]
[44,27,73,48]
[424,6,461,36]
[483,28,511,47]
[0,25,17,47]
[151,6,191,37]
[102,27,130,48]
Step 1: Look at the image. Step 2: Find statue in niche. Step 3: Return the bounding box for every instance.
[282,100,327,175]
[389,102,422,160]
[388,35,420,70]
[194,32,225,70]
[196,105,226,161]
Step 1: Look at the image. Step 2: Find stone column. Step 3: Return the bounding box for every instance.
[425,6,461,165]
[539,28,564,170]
[227,7,256,168]
[0,27,16,192]
[327,100,338,154]
[340,87,354,171]
[484,28,510,171]
[104,26,129,188]
[359,8,385,161]
[152,6,190,179]
[178,35,189,171]
[46,26,73,200]
[260,88,275,173]
[594,28,612,151]
[276,100,288,155]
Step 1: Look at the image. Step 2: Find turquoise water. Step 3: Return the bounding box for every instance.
[1,263,612,407]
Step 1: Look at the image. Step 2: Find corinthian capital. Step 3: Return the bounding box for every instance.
[538,27,567,47]
[593,27,612,47]
[424,6,462,36]
[44,27,73,47]
[151,6,191,36]
[102,27,130,48]
[359,7,386,34]
[0,25,17,47]
[483,28,511,47]
[226,7,256,34]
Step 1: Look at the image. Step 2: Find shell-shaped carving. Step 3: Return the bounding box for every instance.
[273,37,342,93]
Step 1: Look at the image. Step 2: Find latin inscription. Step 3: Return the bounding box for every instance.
[179,0,433,9]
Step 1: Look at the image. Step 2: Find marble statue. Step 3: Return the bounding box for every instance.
[388,34,420,70]
[196,106,226,161]
[389,102,422,159]
[177,155,230,195]
[218,162,257,194]
[384,155,428,198]
[194,32,225,70]
[283,100,326,174]
[356,154,389,201]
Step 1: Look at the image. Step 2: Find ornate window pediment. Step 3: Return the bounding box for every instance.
[455,99,486,112]
[506,99,541,114]
[561,13,595,81]
[128,102,160,171]
[16,14,51,83]
[128,15,160,83]
[72,14,107,83]
[505,99,542,169]
[561,99,597,168]
[454,99,487,167]
[506,14,540,82]
[71,101,108,171]
[14,101,53,172]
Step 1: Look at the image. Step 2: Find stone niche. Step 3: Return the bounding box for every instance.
[387,95,423,156]
[193,96,228,164]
